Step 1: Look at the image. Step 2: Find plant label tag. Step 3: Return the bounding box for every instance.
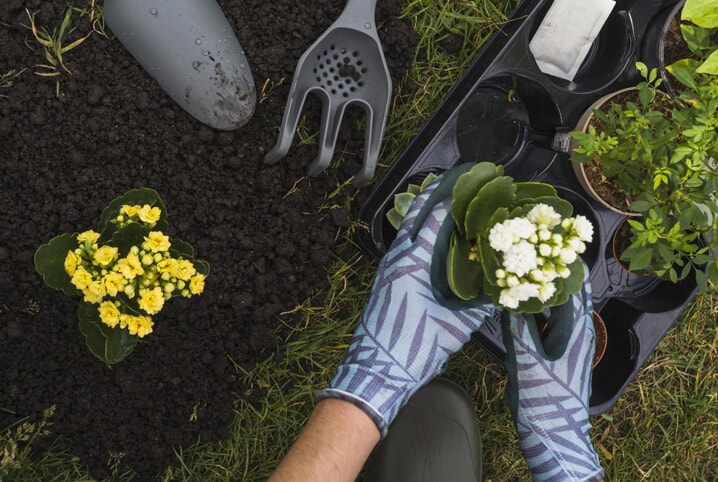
[529,0,615,81]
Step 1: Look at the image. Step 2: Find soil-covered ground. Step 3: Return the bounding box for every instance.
[0,0,418,479]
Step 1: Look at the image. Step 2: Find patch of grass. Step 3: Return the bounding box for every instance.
[0,69,26,98]
[22,0,105,97]
[0,406,96,481]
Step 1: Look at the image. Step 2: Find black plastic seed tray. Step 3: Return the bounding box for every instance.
[356,0,694,415]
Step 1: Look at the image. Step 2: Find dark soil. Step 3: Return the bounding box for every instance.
[0,0,418,479]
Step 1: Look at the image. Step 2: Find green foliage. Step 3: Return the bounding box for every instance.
[571,51,718,285]
[679,0,718,74]
[385,172,438,229]
[34,188,209,364]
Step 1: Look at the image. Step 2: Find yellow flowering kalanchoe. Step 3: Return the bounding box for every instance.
[63,206,206,338]
[35,189,209,364]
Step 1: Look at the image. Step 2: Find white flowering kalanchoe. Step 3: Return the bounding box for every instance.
[489,204,593,310]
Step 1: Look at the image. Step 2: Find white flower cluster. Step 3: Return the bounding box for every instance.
[488,203,594,310]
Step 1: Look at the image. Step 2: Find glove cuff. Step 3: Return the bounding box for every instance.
[319,363,418,438]
[315,388,387,437]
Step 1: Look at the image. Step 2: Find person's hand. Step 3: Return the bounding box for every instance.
[501,263,604,482]
[317,165,499,436]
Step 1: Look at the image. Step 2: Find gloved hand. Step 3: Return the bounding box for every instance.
[501,263,604,482]
[317,165,499,437]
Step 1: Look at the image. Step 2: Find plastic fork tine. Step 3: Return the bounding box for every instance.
[263,0,392,187]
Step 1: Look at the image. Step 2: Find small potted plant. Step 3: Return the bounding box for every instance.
[570,43,718,287]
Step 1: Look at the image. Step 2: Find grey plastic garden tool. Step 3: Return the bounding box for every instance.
[104,0,256,130]
[263,0,392,187]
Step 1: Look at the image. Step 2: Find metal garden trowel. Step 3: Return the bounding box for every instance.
[104,0,256,130]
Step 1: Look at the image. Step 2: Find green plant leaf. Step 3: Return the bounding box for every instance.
[450,162,503,234]
[477,238,503,303]
[393,192,416,216]
[668,59,699,89]
[386,209,404,230]
[464,176,516,237]
[514,182,557,200]
[682,0,718,28]
[98,188,168,241]
[78,302,138,364]
[106,222,151,256]
[697,50,718,74]
[34,233,81,295]
[446,233,483,300]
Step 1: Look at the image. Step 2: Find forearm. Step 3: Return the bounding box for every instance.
[268,398,381,482]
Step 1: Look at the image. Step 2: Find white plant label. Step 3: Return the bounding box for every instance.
[529,0,615,81]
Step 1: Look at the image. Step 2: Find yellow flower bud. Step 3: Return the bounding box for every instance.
[189,273,206,295]
[138,204,161,224]
[64,250,80,276]
[121,205,141,218]
[176,259,197,281]
[116,252,144,279]
[98,301,120,328]
[157,258,179,275]
[83,280,105,304]
[135,315,154,338]
[138,286,165,315]
[93,245,119,267]
[77,230,100,244]
[71,268,93,290]
[103,272,125,297]
[142,254,154,266]
[144,231,171,253]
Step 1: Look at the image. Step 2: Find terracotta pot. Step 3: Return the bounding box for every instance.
[536,310,608,367]
[568,87,640,216]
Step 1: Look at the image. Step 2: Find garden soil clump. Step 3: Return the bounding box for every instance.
[0,0,418,479]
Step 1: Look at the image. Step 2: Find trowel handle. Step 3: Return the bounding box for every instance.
[335,0,379,29]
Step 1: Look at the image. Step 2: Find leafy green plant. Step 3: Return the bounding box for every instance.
[34,188,210,364]
[385,172,438,229]
[446,162,592,312]
[570,1,718,288]
[670,0,718,77]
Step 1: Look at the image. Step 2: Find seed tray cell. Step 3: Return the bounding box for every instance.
[356,0,691,415]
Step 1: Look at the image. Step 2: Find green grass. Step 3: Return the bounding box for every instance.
[3,0,718,480]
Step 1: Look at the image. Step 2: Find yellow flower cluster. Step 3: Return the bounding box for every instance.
[64,208,206,338]
[113,203,162,228]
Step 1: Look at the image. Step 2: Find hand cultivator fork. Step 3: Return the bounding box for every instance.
[264,0,392,187]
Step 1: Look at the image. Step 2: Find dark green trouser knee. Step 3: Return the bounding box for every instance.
[362,377,483,482]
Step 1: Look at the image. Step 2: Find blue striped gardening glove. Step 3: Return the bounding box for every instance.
[317,165,499,437]
[501,264,604,482]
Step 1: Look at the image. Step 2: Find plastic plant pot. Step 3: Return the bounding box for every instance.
[355,0,695,416]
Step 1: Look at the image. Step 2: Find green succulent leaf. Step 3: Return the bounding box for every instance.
[386,209,404,230]
[514,182,557,201]
[78,302,138,364]
[34,233,80,295]
[464,176,517,237]
[106,222,151,256]
[447,233,483,300]
[450,162,504,234]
